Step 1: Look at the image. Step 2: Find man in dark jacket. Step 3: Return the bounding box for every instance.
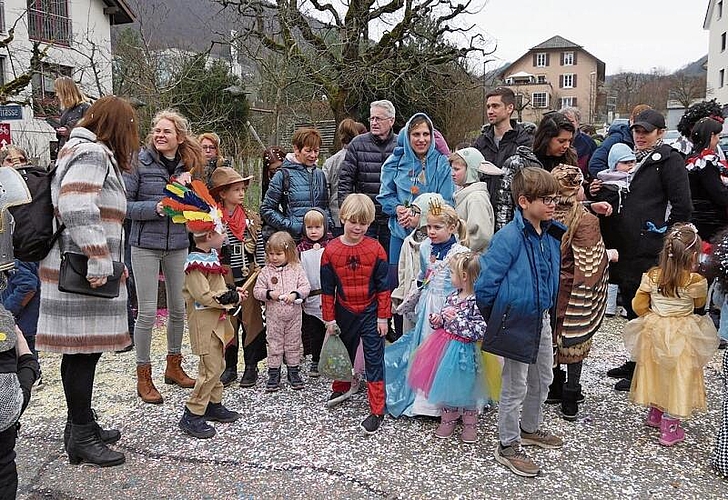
[338,100,397,255]
[473,87,533,201]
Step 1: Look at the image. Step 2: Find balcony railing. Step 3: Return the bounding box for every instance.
[28,6,72,46]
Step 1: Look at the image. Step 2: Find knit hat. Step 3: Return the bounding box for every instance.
[209,167,254,197]
[607,143,637,171]
[161,179,224,235]
[411,192,446,228]
[551,164,583,198]
[454,147,504,183]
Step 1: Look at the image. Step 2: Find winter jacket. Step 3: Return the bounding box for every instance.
[322,148,346,227]
[588,123,634,178]
[573,131,598,176]
[1,261,39,338]
[686,152,728,242]
[253,262,311,321]
[475,209,564,363]
[454,182,494,253]
[377,113,455,244]
[493,147,544,232]
[474,120,534,168]
[124,147,190,251]
[260,158,331,239]
[618,144,693,287]
[338,131,397,220]
[56,102,90,149]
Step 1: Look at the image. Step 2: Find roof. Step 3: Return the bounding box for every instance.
[104,0,136,25]
[530,35,582,51]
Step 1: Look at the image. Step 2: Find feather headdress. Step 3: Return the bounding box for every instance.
[161,179,224,235]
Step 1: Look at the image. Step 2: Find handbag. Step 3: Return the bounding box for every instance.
[58,252,124,298]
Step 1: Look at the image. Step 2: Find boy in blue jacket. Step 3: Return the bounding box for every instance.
[475,167,565,478]
[1,260,40,359]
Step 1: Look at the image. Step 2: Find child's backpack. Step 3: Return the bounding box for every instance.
[9,166,64,262]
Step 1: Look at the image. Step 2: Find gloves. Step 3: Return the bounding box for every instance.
[216,289,240,305]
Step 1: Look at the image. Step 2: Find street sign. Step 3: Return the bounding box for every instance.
[0,123,11,147]
[0,105,22,120]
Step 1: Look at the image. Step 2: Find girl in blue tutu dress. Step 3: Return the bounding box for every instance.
[408,252,488,443]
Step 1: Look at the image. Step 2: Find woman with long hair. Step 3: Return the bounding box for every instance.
[532,112,578,172]
[36,96,139,466]
[53,77,91,150]
[124,109,204,404]
[686,117,728,242]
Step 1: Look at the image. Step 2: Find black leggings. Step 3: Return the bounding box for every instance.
[60,353,102,425]
[566,361,583,389]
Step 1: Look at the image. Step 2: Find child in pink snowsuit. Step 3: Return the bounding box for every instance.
[253,231,310,392]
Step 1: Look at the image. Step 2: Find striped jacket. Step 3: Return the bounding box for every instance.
[36,127,131,354]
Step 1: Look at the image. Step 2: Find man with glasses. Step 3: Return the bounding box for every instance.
[338,100,397,256]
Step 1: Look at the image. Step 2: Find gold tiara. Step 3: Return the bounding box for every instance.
[428,198,443,216]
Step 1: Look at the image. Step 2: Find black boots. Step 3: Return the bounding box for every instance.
[265,367,281,392]
[607,361,635,392]
[67,423,125,467]
[545,367,565,404]
[239,365,258,388]
[561,385,581,421]
[63,411,121,451]
[220,344,239,387]
[287,365,305,390]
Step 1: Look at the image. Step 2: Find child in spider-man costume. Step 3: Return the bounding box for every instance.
[321,194,391,434]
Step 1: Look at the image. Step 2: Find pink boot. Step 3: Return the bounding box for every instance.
[659,416,685,446]
[645,407,663,428]
[435,407,460,439]
[460,409,478,444]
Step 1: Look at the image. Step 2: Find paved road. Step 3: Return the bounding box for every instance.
[14,316,728,499]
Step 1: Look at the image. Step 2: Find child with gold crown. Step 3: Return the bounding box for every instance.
[162,179,247,439]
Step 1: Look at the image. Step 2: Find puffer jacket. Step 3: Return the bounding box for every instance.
[260,158,331,239]
[475,209,565,364]
[338,131,397,220]
[588,123,634,178]
[474,121,533,168]
[124,147,190,251]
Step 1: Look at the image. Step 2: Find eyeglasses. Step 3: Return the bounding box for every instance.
[369,116,392,123]
[202,145,217,151]
[538,196,560,205]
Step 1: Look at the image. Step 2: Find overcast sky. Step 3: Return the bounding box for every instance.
[475,0,709,74]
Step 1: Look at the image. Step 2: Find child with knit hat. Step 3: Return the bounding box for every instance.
[450,147,500,252]
[162,179,246,439]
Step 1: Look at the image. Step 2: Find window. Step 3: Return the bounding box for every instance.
[563,52,574,66]
[719,1,724,20]
[562,74,575,88]
[721,69,725,88]
[31,62,72,116]
[723,32,726,52]
[0,1,5,33]
[532,92,549,108]
[0,57,5,88]
[27,0,72,46]
[537,75,546,84]
[535,53,547,67]
[560,97,577,108]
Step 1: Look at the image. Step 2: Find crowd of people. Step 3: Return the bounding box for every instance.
[2,82,728,496]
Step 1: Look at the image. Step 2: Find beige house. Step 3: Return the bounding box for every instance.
[498,36,606,125]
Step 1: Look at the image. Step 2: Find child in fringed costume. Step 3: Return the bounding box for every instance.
[408,252,488,443]
[623,223,719,447]
[209,167,266,389]
[547,165,617,421]
[161,179,246,439]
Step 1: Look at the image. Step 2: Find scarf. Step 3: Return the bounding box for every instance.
[297,233,332,252]
[431,235,456,261]
[223,205,247,241]
[634,139,663,163]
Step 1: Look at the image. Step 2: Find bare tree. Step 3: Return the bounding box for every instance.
[216,0,492,124]
[670,71,707,108]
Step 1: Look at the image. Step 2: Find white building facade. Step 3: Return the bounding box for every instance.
[705,0,728,105]
[0,0,134,165]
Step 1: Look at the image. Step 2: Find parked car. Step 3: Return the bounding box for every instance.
[719,135,728,155]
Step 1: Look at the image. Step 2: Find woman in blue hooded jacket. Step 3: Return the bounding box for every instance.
[377,113,455,280]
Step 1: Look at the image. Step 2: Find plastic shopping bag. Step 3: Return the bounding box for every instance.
[319,327,353,381]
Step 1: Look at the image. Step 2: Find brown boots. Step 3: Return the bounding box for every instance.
[136,354,195,404]
[136,364,162,404]
[164,354,196,388]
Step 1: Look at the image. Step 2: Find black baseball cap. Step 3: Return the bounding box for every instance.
[630,109,666,132]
